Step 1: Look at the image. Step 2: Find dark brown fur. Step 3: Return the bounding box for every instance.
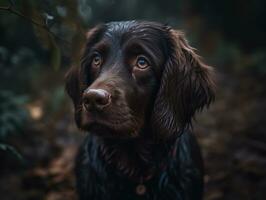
[65,21,215,200]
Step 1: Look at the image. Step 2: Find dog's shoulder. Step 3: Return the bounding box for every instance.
[176,130,204,199]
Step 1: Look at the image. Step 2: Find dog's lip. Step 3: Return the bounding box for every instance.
[86,121,107,130]
[82,110,112,129]
[82,115,137,136]
[85,118,122,131]
[83,109,129,128]
[85,122,138,139]
[84,122,114,137]
[82,109,139,137]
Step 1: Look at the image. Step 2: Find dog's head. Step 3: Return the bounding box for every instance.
[65,21,215,139]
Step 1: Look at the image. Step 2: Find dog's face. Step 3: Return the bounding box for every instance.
[66,21,215,139]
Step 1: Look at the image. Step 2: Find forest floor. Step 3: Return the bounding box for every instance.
[1,69,266,200]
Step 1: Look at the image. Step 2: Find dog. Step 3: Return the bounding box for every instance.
[65,20,215,200]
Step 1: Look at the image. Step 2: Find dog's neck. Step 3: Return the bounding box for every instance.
[98,135,178,181]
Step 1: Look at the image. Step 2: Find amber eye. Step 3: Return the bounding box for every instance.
[135,55,149,69]
[92,53,102,68]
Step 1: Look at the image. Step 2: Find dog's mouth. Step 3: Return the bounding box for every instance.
[80,109,140,138]
[84,122,116,137]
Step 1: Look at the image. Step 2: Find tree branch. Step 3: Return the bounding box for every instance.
[0,4,70,45]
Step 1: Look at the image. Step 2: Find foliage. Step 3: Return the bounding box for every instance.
[0,90,28,160]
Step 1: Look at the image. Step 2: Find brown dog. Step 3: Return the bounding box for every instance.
[66,20,215,200]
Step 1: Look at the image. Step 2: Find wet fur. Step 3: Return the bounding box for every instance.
[65,21,215,200]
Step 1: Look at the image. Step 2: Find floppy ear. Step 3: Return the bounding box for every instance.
[152,29,215,138]
[65,25,105,127]
[65,65,83,127]
[65,66,81,107]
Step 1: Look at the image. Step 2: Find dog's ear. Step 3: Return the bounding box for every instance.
[65,25,105,126]
[65,65,81,107]
[65,65,83,127]
[152,29,215,138]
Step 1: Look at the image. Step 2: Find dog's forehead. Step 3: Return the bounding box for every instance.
[105,21,137,34]
[98,21,170,66]
[104,21,167,40]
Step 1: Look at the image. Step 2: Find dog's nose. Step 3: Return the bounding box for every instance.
[83,89,111,111]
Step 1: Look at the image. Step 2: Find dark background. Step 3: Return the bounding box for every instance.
[0,0,266,199]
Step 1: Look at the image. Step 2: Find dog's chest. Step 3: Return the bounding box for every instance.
[76,133,204,200]
[93,168,182,200]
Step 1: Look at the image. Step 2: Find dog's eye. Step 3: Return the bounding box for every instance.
[92,53,102,68]
[135,55,149,69]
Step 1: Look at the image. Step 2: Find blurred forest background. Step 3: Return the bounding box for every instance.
[0,0,266,199]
